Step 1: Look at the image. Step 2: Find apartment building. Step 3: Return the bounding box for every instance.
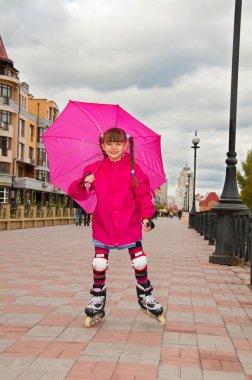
[0,36,65,206]
[154,180,168,206]
[175,164,193,210]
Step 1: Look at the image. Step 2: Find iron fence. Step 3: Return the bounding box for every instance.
[192,210,252,284]
[232,212,252,263]
[194,211,217,246]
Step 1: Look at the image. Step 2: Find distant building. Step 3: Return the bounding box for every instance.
[175,164,193,211]
[175,187,185,210]
[199,192,219,211]
[154,180,168,206]
[167,195,175,208]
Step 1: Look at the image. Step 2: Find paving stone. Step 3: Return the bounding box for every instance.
[202,370,246,380]
[0,219,251,379]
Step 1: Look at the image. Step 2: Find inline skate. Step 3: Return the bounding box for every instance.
[137,281,166,326]
[84,284,106,327]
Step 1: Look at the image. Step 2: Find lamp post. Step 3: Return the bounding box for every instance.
[187,172,192,212]
[209,0,248,265]
[185,184,189,211]
[189,131,200,228]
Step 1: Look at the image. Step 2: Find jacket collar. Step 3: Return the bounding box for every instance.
[105,152,130,168]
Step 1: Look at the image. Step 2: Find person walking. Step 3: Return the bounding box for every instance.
[69,127,165,326]
[74,201,82,225]
[83,209,91,226]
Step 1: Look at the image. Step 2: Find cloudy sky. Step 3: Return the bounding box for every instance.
[1,0,252,196]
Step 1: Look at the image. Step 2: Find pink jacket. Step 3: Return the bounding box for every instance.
[68,153,155,246]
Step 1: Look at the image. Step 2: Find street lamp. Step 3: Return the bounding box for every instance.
[187,172,192,212]
[209,0,248,265]
[185,183,189,211]
[189,131,200,228]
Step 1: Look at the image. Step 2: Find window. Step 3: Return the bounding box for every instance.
[19,119,25,137]
[0,84,11,100]
[30,124,34,142]
[20,95,27,110]
[37,148,47,166]
[29,147,34,159]
[37,127,45,143]
[0,137,11,156]
[0,162,10,174]
[0,110,11,130]
[48,107,53,122]
[18,143,24,161]
[35,170,49,182]
[0,188,9,203]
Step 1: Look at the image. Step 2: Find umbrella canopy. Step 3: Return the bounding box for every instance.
[42,101,166,212]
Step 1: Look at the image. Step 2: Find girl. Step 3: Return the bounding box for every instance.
[69,127,165,326]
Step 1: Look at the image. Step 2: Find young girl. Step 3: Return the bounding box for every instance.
[69,127,165,326]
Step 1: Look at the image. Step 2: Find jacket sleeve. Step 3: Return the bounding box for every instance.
[68,166,93,201]
[133,165,155,219]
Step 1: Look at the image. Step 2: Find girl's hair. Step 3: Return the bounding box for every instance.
[99,127,138,186]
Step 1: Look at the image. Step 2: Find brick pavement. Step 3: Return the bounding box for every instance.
[0,217,252,380]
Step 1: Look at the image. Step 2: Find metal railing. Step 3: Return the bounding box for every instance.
[192,210,252,284]
[232,212,252,263]
[194,211,217,246]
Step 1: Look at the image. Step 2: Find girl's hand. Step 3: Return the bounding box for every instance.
[84,174,95,184]
[142,218,152,232]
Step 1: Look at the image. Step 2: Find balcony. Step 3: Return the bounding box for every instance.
[12,177,55,192]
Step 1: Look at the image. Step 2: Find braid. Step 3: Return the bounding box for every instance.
[129,136,138,186]
[99,136,107,157]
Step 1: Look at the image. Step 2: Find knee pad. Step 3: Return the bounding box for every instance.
[131,254,147,271]
[92,257,108,272]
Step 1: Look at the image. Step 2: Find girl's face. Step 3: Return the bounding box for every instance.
[102,140,128,162]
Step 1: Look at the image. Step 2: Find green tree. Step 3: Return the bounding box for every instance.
[237,149,252,210]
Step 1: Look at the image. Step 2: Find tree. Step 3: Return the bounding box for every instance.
[237,149,252,210]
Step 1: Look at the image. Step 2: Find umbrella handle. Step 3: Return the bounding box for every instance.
[85,182,91,194]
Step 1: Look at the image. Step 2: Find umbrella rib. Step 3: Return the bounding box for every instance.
[43,135,100,146]
[134,135,160,140]
[135,157,165,181]
[52,152,104,180]
[72,101,103,135]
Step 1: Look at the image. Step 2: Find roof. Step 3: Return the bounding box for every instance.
[199,192,219,206]
[0,36,13,64]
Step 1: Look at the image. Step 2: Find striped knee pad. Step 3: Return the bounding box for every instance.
[92,247,109,285]
[129,244,148,283]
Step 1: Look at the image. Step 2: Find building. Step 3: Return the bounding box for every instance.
[0,35,65,206]
[167,195,175,208]
[175,187,185,210]
[199,192,219,211]
[175,164,193,210]
[154,179,168,206]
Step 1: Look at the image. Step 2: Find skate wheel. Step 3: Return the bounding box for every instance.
[83,316,92,328]
[83,310,105,328]
[157,314,166,326]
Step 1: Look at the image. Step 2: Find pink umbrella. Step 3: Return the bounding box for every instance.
[42,101,166,212]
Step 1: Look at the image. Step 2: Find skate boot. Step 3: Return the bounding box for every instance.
[84,284,106,327]
[136,281,166,325]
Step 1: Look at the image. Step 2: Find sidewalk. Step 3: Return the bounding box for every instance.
[0,218,252,380]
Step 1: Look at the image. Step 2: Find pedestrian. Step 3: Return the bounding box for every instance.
[83,209,91,226]
[74,201,82,225]
[69,127,165,326]
[178,209,182,220]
